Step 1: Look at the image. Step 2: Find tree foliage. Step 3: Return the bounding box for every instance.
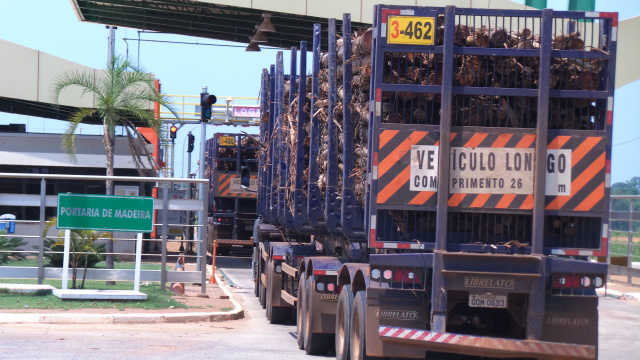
[51,54,178,180]
[51,54,178,275]
[42,218,112,289]
[610,176,640,232]
[0,231,27,264]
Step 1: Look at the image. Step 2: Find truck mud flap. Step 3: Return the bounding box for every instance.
[281,289,296,306]
[378,326,595,360]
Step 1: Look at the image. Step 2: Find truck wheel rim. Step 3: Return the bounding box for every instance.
[352,309,361,360]
[338,303,346,352]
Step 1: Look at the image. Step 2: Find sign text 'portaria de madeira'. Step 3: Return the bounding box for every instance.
[57,194,154,232]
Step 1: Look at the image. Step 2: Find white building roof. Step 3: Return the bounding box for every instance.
[0,132,148,169]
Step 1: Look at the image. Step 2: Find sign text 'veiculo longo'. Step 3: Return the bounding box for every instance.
[57,194,154,232]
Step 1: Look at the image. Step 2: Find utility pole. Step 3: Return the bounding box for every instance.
[105,25,117,284]
[107,26,116,66]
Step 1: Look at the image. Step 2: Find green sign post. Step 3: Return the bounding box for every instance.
[56,193,154,295]
[57,193,154,232]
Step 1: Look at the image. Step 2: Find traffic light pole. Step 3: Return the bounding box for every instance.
[171,138,175,179]
[196,87,208,272]
[185,132,192,253]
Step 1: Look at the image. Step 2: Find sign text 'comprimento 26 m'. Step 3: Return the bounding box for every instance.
[57,194,154,232]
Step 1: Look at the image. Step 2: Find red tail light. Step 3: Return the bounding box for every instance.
[552,275,582,289]
[393,269,420,283]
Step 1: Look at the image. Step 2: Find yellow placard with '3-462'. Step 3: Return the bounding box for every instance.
[387,16,436,45]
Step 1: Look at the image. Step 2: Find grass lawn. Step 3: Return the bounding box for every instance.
[609,241,640,262]
[0,258,187,311]
[0,279,188,311]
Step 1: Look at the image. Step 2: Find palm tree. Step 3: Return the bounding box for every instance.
[43,217,112,290]
[51,54,178,278]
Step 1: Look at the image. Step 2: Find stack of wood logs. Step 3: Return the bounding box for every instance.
[314,28,373,205]
[211,136,260,172]
[284,77,312,213]
[350,29,373,204]
[384,22,605,130]
[216,147,236,171]
[268,22,608,214]
[240,135,260,160]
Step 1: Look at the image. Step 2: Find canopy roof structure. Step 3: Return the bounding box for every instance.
[3,0,638,123]
[69,1,639,88]
[69,0,373,51]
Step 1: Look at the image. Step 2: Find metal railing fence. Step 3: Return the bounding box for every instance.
[0,173,209,294]
[608,195,640,286]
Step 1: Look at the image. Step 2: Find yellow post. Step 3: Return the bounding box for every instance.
[209,240,217,284]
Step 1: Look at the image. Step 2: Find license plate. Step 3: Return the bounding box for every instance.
[469,294,507,308]
[387,16,436,45]
[219,136,236,146]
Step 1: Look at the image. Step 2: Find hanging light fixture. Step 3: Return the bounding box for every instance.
[257,13,276,32]
[245,42,261,52]
[250,25,268,43]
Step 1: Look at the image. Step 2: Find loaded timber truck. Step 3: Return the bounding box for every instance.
[205,133,259,256]
[248,5,617,359]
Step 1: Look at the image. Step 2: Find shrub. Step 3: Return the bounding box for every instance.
[0,230,27,264]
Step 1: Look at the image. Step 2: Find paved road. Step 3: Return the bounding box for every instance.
[0,253,319,360]
[0,253,638,360]
[598,295,640,360]
[217,255,640,360]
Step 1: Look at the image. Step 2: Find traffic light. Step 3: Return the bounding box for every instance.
[200,92,217,122]
[187,132,195,153]
[169,124,178,140]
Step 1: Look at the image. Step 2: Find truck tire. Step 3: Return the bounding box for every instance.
[216,246,231,256]
[266,260,287,324]
[335,284,354,360]
[304,275,334,355]
[253,246,259,297]
[296,275,307,350]
[258,259,266,309]
[266,259,273,320]
[350,290,371,360]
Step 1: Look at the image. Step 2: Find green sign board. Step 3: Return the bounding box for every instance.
[57,194,154,232]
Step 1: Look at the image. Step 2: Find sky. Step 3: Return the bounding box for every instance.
[1,0,639,184]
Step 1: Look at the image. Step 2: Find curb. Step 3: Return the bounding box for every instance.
[215,267,237,288]
[0,274,244,325]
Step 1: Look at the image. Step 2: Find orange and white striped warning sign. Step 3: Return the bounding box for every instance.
[376,129,440,206]
[214,174,258,198]
[375,129,606,212]
[545,135,606,212]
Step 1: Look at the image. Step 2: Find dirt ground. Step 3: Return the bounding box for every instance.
[610,236,640,243]
[0,280,235,315]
